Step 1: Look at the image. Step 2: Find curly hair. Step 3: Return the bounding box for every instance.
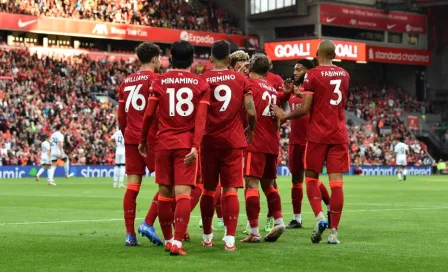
[230,50,249,68]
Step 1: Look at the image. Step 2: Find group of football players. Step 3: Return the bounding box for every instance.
[117,38,350,256]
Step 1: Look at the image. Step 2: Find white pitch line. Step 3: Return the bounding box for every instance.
[2,206,448,226]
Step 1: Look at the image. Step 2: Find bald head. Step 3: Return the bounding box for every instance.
[317,40,336,60]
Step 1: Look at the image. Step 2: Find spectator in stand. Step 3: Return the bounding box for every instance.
[0,0,243,34]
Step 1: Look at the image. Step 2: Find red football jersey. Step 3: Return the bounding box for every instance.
[265,72,284,92]
[202,69,252,149]
[246,78,280,155]
[303,65,349,144]
[119,70,158,145]
[150,70,210,151]
[288,89,309,145]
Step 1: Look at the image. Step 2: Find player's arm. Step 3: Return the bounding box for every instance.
[58,140,63,159]
[109,136,116,148]
[138,96,159,157]
[272,93,313,121]
[185,85,210,165]
[47,145,51,159]
[277,78,294,103]
[117,83,127,133]
[244,85,256,143]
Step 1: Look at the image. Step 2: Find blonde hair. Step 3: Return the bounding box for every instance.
[230,50,249,67]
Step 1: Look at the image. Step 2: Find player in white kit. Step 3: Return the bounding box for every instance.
[394,137,409,181]
[109,128,126,188]
[36,135,51,182]
[48,124,74,185]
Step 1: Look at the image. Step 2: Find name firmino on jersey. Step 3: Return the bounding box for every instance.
[321,71,347,77]
[125,75,149,83]
[206,74,236,83]
[161,78,199,85]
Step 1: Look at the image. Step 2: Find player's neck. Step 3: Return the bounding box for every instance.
[140,64,155,73]
[249,72,264,80]
[168,67,191,72]
[318,59,333,66]
[213,64,228,70]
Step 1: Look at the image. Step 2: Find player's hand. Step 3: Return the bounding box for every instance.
[138,143,148,157]
[271,104,286,120]
[294,86,303,98]
[283,78,294,94]
[245,127,254,144]
[184,147,198,165]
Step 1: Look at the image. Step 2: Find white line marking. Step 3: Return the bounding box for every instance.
[2,206,448,226]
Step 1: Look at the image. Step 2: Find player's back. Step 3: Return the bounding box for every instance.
[289,93,309,145]
[266,72,284,92]
[304,65,349,144]
[151,70,210,151]
[246,78,280,155]
[119,70,158,144]
[41,141,50,154]
[395,142,408,157]
[112,130,125,153]
[202,69,251,149]
[50,131,63,152]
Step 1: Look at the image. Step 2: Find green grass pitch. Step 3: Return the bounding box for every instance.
[1,176,447,272]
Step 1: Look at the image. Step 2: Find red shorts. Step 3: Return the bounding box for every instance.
[155,149,198,187]
[244,151,277,180]
[288,144,306,175]
[125,144,155,175]
[201,148,244,189]
[304,142,350,174]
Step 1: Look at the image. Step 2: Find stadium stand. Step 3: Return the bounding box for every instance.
[0,0,242,34]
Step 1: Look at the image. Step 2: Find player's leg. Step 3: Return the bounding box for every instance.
[154,149,175,251]
[397,166,403,181]
[36,163,47,182]
[318,180,331,226]
[288,144,304,229]
[191,176,203,212]
[403,166,408,181]
[113,164,119,188]
[119,164,126,187]
[215,182,224,228]
[170,149,197,256]
[241,151,262,243]
[200,148,220,247]
[304,142,328,243]
[122,144,146,246]
[219,149,244,250]
[62,155,73,178]
[261,154,285,242]
[325,144,350,245]
[48,158,57,185]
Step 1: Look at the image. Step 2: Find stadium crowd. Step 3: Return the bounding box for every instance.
[0,47,434,167]
[0,0,242,34]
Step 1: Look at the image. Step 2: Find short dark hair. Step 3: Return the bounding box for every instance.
[253,50,267,56]
[211,40,230,61]
[296,59,315,70]
[170,40,195,69]
[135,42,162,64]
[399,136,405,142]
[56,124,63,131]
[250,53,270,75]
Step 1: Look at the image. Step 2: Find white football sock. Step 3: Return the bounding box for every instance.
[293,214,302,222]
[48,166,56,182]
[403,169,408,176]
[274,218,284,225]
[316,211,325,222]
[398,173,402,180]
[224,235,235,246]
[36,168,45,177]
[64,159,70,176]
[172,240,182,248]
[113,166,119,186]
[250,227,259,235]
[119,166,125,186]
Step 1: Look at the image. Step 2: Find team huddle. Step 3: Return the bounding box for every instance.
[114,38,350,256]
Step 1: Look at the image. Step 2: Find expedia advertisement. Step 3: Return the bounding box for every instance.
[0,165,431,179]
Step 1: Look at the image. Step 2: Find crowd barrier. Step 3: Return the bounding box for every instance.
[0,165,433,179]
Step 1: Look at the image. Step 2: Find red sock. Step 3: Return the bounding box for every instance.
[174,194,191,242]
[215,183,223,218]
[222,190,239,236]
[245,188,260,228]
[319,181,330,206]
[190,185,203,212]
[145,192,159,226]
[306,177,322,217]
[123,184,140,236]
[158,195,174,240]
[200,190,215,235]
[263,186,282,220]
[329,180,344,229]
[291,183,303,214]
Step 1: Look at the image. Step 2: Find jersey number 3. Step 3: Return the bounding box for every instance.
[330,79,342,106]
[124,84,145,112]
